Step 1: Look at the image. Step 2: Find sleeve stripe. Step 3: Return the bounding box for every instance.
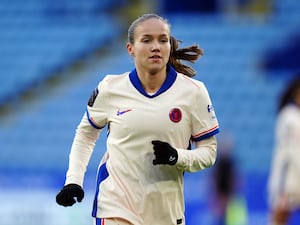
[86,108,104,129]
[192,125,220,141]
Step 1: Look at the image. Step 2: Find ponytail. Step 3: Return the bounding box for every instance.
[168,36,204,77]
[278,77,300,112]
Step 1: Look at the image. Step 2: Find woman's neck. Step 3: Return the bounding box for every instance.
[136,67,167,93]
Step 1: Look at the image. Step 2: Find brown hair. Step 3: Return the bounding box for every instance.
[128,13,203,77]
[278,76,300,112]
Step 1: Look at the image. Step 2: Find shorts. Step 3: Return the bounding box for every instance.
[94,218,133,225]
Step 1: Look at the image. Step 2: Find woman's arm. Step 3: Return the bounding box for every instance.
[176,136,217,172]
[65,114,101,187]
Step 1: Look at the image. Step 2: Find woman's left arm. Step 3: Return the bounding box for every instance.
[175,136,217,172]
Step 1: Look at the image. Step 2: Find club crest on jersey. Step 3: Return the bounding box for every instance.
[169,108,182,123]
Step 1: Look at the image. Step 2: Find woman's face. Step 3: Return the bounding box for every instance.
[127,18,171,75]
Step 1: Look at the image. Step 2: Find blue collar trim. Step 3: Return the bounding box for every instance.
[129,65,177,98]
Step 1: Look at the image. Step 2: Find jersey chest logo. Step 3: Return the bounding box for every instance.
[169,108,182,123]
[116,108,132,116]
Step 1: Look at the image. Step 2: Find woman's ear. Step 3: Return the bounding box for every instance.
[127,43,134,56]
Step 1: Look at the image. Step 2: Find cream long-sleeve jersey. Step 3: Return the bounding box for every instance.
[268,104,300,209]
[65,66,219,225]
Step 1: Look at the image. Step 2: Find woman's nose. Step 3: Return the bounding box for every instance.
[151,41,160,51]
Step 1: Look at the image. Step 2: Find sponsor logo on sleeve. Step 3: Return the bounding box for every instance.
[88,88,99,107]
[207,104,214,113]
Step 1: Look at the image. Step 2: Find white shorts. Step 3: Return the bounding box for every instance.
[94,218,133,225]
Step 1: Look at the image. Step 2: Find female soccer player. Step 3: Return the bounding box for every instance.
[268,77,300,225]
[56,13,219,225]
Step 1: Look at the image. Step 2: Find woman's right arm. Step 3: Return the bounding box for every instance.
[65,113,102,187]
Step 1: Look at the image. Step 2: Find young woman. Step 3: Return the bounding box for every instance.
[56,13,219,225]
[268,77,300,225]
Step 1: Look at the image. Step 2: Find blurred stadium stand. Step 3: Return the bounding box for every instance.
[1,0,300,224]
[0,0,128,105]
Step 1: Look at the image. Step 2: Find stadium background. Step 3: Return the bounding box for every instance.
[0,0,299,224]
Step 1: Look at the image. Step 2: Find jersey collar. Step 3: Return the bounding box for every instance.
[129,65,177,98]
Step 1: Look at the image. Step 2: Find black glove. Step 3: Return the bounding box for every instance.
[152,140,178,165]
[56,183,84,207]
